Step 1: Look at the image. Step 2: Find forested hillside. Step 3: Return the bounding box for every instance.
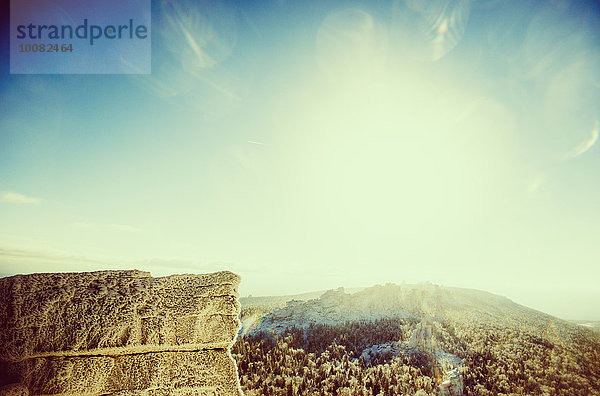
[232,285,600,395]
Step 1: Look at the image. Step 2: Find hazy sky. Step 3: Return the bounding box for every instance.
[1,0,600,320]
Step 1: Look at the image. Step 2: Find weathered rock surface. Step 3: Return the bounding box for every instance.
[0,270,242,395]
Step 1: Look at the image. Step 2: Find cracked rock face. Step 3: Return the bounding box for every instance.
[0,270,242,395]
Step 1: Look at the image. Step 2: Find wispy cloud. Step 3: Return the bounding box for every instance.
[0,247,122,277]
[0,191,41,204]
[71,222,143,233]
[0,246,246,279]
[107,224,143,233]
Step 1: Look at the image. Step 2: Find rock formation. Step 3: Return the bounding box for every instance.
[0,270,242,395]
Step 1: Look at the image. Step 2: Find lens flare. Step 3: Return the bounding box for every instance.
[315,8,387,84]
[240,312,264,338]
[161,0,237,70]
[391,0,470,61]
[129,0,253,118]
[563,120,599,159]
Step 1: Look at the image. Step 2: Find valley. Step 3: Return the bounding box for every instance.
[233,283,600,395]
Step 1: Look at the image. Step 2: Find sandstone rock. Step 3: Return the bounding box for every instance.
[0,270,242,395]
[7,350,239,395]
[0,384,28,396]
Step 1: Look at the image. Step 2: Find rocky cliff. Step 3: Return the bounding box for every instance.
[0,270,242,395]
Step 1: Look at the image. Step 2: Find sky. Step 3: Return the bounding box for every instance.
[1,0,600,320]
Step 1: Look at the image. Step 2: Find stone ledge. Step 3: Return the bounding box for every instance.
[1,350,240,395]
[0,270,243,396]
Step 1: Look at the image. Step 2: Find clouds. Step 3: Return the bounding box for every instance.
[0,191,41,204]
[0,246,250,280]
[0,247,117,277]
[71,222,143,233]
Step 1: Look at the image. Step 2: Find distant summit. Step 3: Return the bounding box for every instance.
[251,282,521,333]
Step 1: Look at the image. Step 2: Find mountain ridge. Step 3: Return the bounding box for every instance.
[243,282,558,333]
